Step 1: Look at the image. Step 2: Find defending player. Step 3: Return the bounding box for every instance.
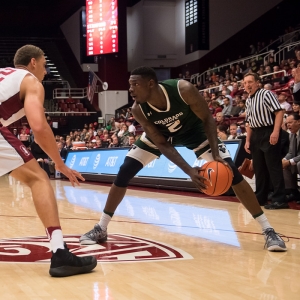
[80,66,287,252]
[0,45,97,277]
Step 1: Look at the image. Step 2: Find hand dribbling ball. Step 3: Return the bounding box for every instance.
[198,161,233,196]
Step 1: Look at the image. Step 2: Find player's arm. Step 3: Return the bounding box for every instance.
[131,102,206,190]
[21,75,84,186]
[178,80,221,160]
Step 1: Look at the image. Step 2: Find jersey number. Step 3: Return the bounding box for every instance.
[0,68,16,82]
[166,120,182,133]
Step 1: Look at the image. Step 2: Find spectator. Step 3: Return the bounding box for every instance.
[217,124,228,140]
[282,113,300,204]
[277,92,292,112]
[19,128,29,147]
[108,136,120,148]
[228,123,239,139]
[12,128,19,138]
[264,83,273,91]
[292,102,300,114]
[215,112,229,131]
[222,96,233,117]
[126,119,136,135]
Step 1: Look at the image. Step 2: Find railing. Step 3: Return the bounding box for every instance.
[198,70,287,94]
[190,51,274,85]
[259,29,300,54]
[274,41,300,63]
[53,88,87,99]
[43,80,70,88]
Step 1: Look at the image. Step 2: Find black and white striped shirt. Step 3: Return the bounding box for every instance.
[245,89,282,128]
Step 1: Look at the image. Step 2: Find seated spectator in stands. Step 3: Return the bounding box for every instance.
[117,124,130,144]
[230,98,242,117]
[238,100,246,118]
[126,119,136,135]
[241,91,249,101]
[275,68,296,92]
[19,128,29,147]
[96,129,103,139]
[128,135,136,147]
[292,101,300,114]
[257,65,266,76]
[215,112,229,131]
[263,65,273,82]
[108,136,120,148]
[264,83,273,91]
[125,107,133,120]
[12,128,19,138]
[102,133,111,148]
[211,101,223,117]
[217,124,228,140]
[225,80,233,92]
[57,141,68,160]
[250,61,258,73]
[221,96,232,117]
[273,66,284,78]
[228,123,239,139]
[178,73,183,79]
[278,92,292,111]
[268,56,276,69]
[65,137,73,150]
[230,82,240,98]
[94,139,103,149]
[283,62,292,76]
[100,129,109,140]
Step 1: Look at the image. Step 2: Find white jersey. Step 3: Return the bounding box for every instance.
[0,67,31,126]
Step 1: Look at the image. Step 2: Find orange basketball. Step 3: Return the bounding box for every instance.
[198,161,233,196]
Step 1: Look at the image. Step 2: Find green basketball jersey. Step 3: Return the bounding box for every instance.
[139,79,206,145]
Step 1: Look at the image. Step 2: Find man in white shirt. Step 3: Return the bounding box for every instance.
[126,119,136,135]
[277,92,292,111]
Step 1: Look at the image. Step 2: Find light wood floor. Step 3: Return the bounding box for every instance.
[0,175,299,300]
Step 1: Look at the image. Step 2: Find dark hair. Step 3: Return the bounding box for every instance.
[290,113,300,120]
[14,44,44,67]
[217,124,228,133]
[131,66,158,83]
[243,72,260,81]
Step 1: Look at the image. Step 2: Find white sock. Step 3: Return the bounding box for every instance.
[255,214,272,232]
[49,229,64,253]
[98,213,112,231]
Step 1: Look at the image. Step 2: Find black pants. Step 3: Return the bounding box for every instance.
[250,126,285,204]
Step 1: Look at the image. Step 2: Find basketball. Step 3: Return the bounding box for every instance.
[198,161,233,196]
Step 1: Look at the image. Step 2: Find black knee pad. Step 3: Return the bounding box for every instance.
[114,156,144,187]
[224,157,244,186]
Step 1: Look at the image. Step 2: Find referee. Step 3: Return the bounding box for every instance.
[244,72,288,209]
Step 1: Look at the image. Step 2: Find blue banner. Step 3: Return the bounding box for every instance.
[65,141,240,179]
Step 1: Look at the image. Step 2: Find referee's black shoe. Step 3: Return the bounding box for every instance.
[264,202,289,210]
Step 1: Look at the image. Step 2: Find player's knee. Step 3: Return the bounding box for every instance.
[114,156,143,188]
[224,158,244,186]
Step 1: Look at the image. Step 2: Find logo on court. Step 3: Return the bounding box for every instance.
[20,145,30,156]
[0,234,192,263]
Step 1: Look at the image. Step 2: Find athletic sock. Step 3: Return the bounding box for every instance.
[254,214,272,232]
[98,213,112,231]
[46,226,64,253]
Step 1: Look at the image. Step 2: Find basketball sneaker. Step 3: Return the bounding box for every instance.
[49,244,97,277]
[263,228,288,252]
[79,224,107,245]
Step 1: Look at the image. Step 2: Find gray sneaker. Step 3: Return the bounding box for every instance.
[263,228,287,252]
[80,224,107,245]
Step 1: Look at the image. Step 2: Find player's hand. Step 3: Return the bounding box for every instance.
[187,167,208,190]
[55,163,85,187]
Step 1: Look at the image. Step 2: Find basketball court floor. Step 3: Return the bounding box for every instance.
[0,175,299,300]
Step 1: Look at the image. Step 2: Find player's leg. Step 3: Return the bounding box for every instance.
[0,128,96,276]
[80,136,160,245]
[199,143,287,251]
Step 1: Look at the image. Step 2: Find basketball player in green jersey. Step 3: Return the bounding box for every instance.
[80,66,286,251]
